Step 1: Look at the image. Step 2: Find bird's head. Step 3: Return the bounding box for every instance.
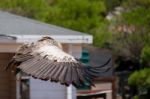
[38,36,62,49]
[38,36,54,41]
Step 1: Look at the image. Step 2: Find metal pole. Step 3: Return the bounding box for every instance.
[67,44,76,99]
[16,73,21,99]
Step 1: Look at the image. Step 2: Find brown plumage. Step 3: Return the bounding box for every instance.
[5,36,111,88]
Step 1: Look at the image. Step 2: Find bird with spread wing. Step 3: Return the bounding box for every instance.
[5,36,111,88]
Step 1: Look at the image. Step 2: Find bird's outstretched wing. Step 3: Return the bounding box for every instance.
[5,37,111,88]
[5,44,34,73]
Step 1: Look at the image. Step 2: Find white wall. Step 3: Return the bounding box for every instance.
[30,78,66,99]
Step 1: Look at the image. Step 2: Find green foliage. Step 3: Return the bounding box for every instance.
[0,0,49,18]
[133,95,139,99]
[43,0,111,46]
[141,46,150,66]
[40,0,106,32]
[105,0,123,11]
[111,31,146,61]
[128,68,150,88]
[41,0,111,47]
[123,0,150,8]
[110,0,150,61]
[121,7,150,27]
[92,20,113,47]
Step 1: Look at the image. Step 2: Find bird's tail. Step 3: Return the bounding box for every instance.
[86,58,112,78]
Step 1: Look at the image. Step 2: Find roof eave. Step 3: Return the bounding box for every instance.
[10,34,93,44]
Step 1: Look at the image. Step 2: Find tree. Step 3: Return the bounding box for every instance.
[108,1,150,98]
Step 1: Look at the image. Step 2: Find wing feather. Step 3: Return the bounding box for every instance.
[59,65,68,84]
[33,60,50,78]
[64,63,72,86]
[5,44,33,71]
[71,64,80,87]
[75,65,86,83]
[39,63,56,80]
[52,63,65,82]
[21,58,42,74]
[48,63,59,80]
[36,62,54,80]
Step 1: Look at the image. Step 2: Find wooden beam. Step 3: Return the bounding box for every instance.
[94,77,116,99]
[0,43,22,53]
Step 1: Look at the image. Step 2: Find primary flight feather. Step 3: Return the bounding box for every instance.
[6,36,111,88]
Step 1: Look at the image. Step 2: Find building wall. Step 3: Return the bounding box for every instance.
[30,78,67,99]
[0,53,16,99]
[92,82,112,99]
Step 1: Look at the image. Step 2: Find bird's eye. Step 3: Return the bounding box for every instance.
[54,60,57,62]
